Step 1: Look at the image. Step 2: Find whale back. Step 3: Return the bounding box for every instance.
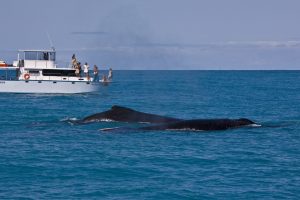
[83,105,181,123]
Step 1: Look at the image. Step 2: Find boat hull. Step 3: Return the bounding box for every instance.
[0,80,101,94]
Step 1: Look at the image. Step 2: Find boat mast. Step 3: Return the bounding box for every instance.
[46,32,55,51]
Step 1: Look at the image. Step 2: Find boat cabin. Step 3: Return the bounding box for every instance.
[11,49,82,81]
[14,49,56,69]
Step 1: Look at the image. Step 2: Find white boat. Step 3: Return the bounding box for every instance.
[0,49,107,94]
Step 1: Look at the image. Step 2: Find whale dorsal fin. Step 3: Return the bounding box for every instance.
[111,105,135,112]
[238,118,254,124]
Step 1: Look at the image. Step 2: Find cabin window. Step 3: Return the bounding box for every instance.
[29,70,40,75]
[24,51,55,61]
[25,52,37,60]
[49,52,55,61]
[42,69,76,77]
[37,52,49,60]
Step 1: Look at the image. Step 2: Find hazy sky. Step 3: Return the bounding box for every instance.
[1,0,300,69]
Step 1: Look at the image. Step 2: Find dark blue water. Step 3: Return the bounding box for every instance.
[0,71,300,199]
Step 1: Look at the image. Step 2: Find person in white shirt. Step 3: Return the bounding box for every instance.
[83,62,89,78]
[108,67,113,80]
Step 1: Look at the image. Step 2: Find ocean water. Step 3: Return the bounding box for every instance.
[0,70,300,199]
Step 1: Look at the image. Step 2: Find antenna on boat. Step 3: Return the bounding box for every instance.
[46,31,55,51]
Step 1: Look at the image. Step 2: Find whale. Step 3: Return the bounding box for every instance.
[77,105,257,132]
[81,105,181,124]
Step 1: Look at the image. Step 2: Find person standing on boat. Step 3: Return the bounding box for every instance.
[101,75,109,86]
[93,65,99,82]
[108,67,113,81]
[84,62,89,78]
[78,62,82,77]
[43,52,49,60]
[75,63,80,77]
[102,74,108,82]
[71,54,77,69]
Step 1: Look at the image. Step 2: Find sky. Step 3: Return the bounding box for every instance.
[1,0,300,69]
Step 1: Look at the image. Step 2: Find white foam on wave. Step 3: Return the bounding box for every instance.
[99,118,116,122]
[248,124,262,127]
[99,127,120,132]
[83,118,116,123]
[60,117,79,122]
[86,119,116,122]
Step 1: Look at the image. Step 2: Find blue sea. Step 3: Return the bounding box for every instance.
[0,71,299,199]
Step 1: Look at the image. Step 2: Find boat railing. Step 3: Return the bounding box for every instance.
[30,74,70,81]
